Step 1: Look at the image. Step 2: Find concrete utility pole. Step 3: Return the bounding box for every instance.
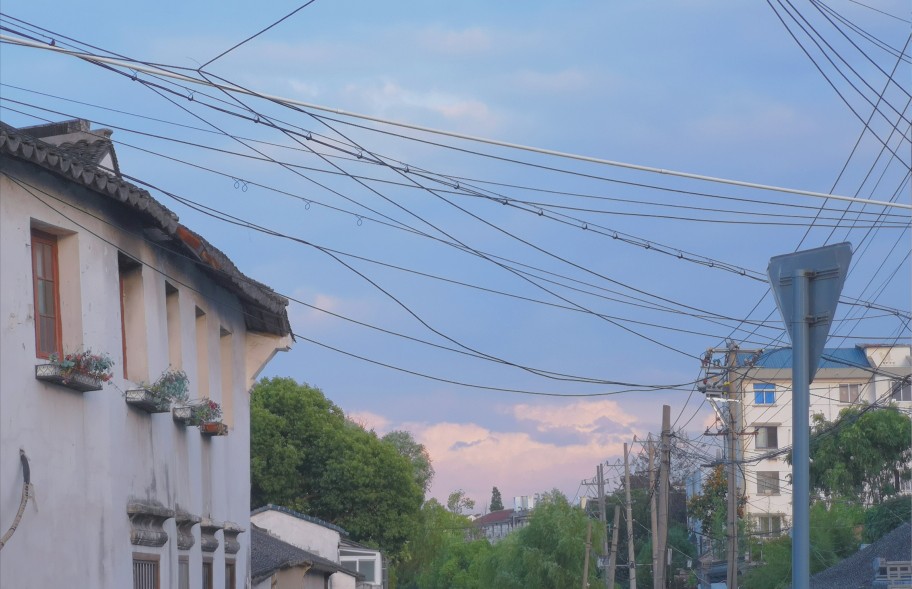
[598,464,610,588]
[583,520,593,589]
[725,345,740,589]
[657,405,671,589]
[624,442,637,589]
[649,440,659,589]
[608,505,620,589]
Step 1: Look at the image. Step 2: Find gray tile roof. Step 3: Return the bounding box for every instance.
[251,504,349,536]
[250,527,357,583]
[1,120,291,337]
[805,522,912,589]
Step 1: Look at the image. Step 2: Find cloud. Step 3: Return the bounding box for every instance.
[687,99,815,143]
[348,410,391,433]
[342,80,496,127]
[512,399,639,439]
[416,26,494,55]
[510,69,590,94]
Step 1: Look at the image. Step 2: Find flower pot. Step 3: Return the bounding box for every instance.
[172,404,193,425]
[35,364,102,392]
[126,388,170,413]
[200,421,228,436]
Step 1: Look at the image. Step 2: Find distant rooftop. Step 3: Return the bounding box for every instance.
[250,526,356,584]
[251,504,348,537]
[738,346,871,370]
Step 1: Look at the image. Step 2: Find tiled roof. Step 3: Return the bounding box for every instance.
[738,347,870,370]
[474,509,514,526]
[250,527,356,583]
[1,120,291,337]
[251,504,349,537]
[804,522,912,589]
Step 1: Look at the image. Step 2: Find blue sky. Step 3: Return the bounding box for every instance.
[2,0,909,509]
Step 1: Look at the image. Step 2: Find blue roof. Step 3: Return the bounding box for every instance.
[739,347,870,370]
[251,504,349,537]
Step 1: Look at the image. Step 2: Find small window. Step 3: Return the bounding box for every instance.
[166,283,182,370]
[753,383,775,405]
[133,554,160,589]
[202,560,213,589]
[891,379,911,402]
[839,384,860,404]
[755,426,778,449]
[178,557,190,589]
[31,229,61,359]
[756,514,782,536]
[119,252,147,382]
[225,560,236,589]
[757,472,780,495]
[220,327,233,426]
[196,307,209,398]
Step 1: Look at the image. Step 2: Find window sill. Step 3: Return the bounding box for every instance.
[35,364,103,392]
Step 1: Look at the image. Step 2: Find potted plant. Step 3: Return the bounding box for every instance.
[126,369,189,413]
[192,399,227,436]
[35,349,114,392]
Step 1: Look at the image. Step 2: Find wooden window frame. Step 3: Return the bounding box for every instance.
[225,559,236,589]
[31,229,62,359]
[132,553,160,589]
[202,558,214,589]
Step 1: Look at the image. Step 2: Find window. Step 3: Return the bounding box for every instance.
[195,307,209,397]
[220,327,233,426]
[755,426,778,450]
[178,557,190,589]
[839,383,860,404]
[166,283,182,370]
[757,472,780,495]
[133,554,160,589]
[31,229,61,358]
[753,383,775,405]
[225,561,236,589]
[891,379,911,402]
[340,551,380,584]
[756,514,782,536]
[202,560,213,589]
[119,253,147,382]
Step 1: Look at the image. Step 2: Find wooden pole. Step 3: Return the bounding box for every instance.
[649,439,659,589]
[608,504,620,589]
[657,405,671,589]
[582,520,593,589]
[624,442,637,589]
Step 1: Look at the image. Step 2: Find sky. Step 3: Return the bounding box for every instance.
[1,0,909,511]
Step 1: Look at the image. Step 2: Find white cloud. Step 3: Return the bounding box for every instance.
[342,80,497,127]
[348,410,391,433]
[512,399,638,437]
[416,26,493,55]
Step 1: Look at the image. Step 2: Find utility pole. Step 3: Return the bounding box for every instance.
[598,464,610,588]
[725,344,740,589]
[649,439,659,589]
[583,520,593,589]
[624,442,637,589]
[607,504,620,589]
[657,405,671,589]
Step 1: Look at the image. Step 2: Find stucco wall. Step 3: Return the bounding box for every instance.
[251,510,342,560]
[0,159,287,586]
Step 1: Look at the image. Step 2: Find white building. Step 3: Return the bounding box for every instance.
[251,505,385,589]
[0,119,293,587]
[735,345,911,536]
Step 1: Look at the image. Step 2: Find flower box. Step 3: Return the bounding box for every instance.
[35,364,103,392]
[172,404,193,425]
[200,421,228,436]
[125,388,171,413]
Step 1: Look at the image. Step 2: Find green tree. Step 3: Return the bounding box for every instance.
[447,489,476,514]
[863,495,912,542]
[801,405,911,503]
[382,430,435,494]
[250,377,423,559]
[475,490,604,589]
[490,486,505,511]
[635,524,697,589]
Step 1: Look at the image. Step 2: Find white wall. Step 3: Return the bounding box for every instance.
[251,510,342,561]
[0,162,288,587]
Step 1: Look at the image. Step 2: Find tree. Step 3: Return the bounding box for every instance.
[800,405,911,503]
[475,490,604,589]
[382,430,435,495]
[250,377,424,559]
[447,489,476,514]
[490,486,504,511]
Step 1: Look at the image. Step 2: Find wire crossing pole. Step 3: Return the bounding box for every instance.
[792,270,811,589]
[624,443,637,589]
[649,440,659,589]
[598,464,610,588]
[657,406,671,589]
